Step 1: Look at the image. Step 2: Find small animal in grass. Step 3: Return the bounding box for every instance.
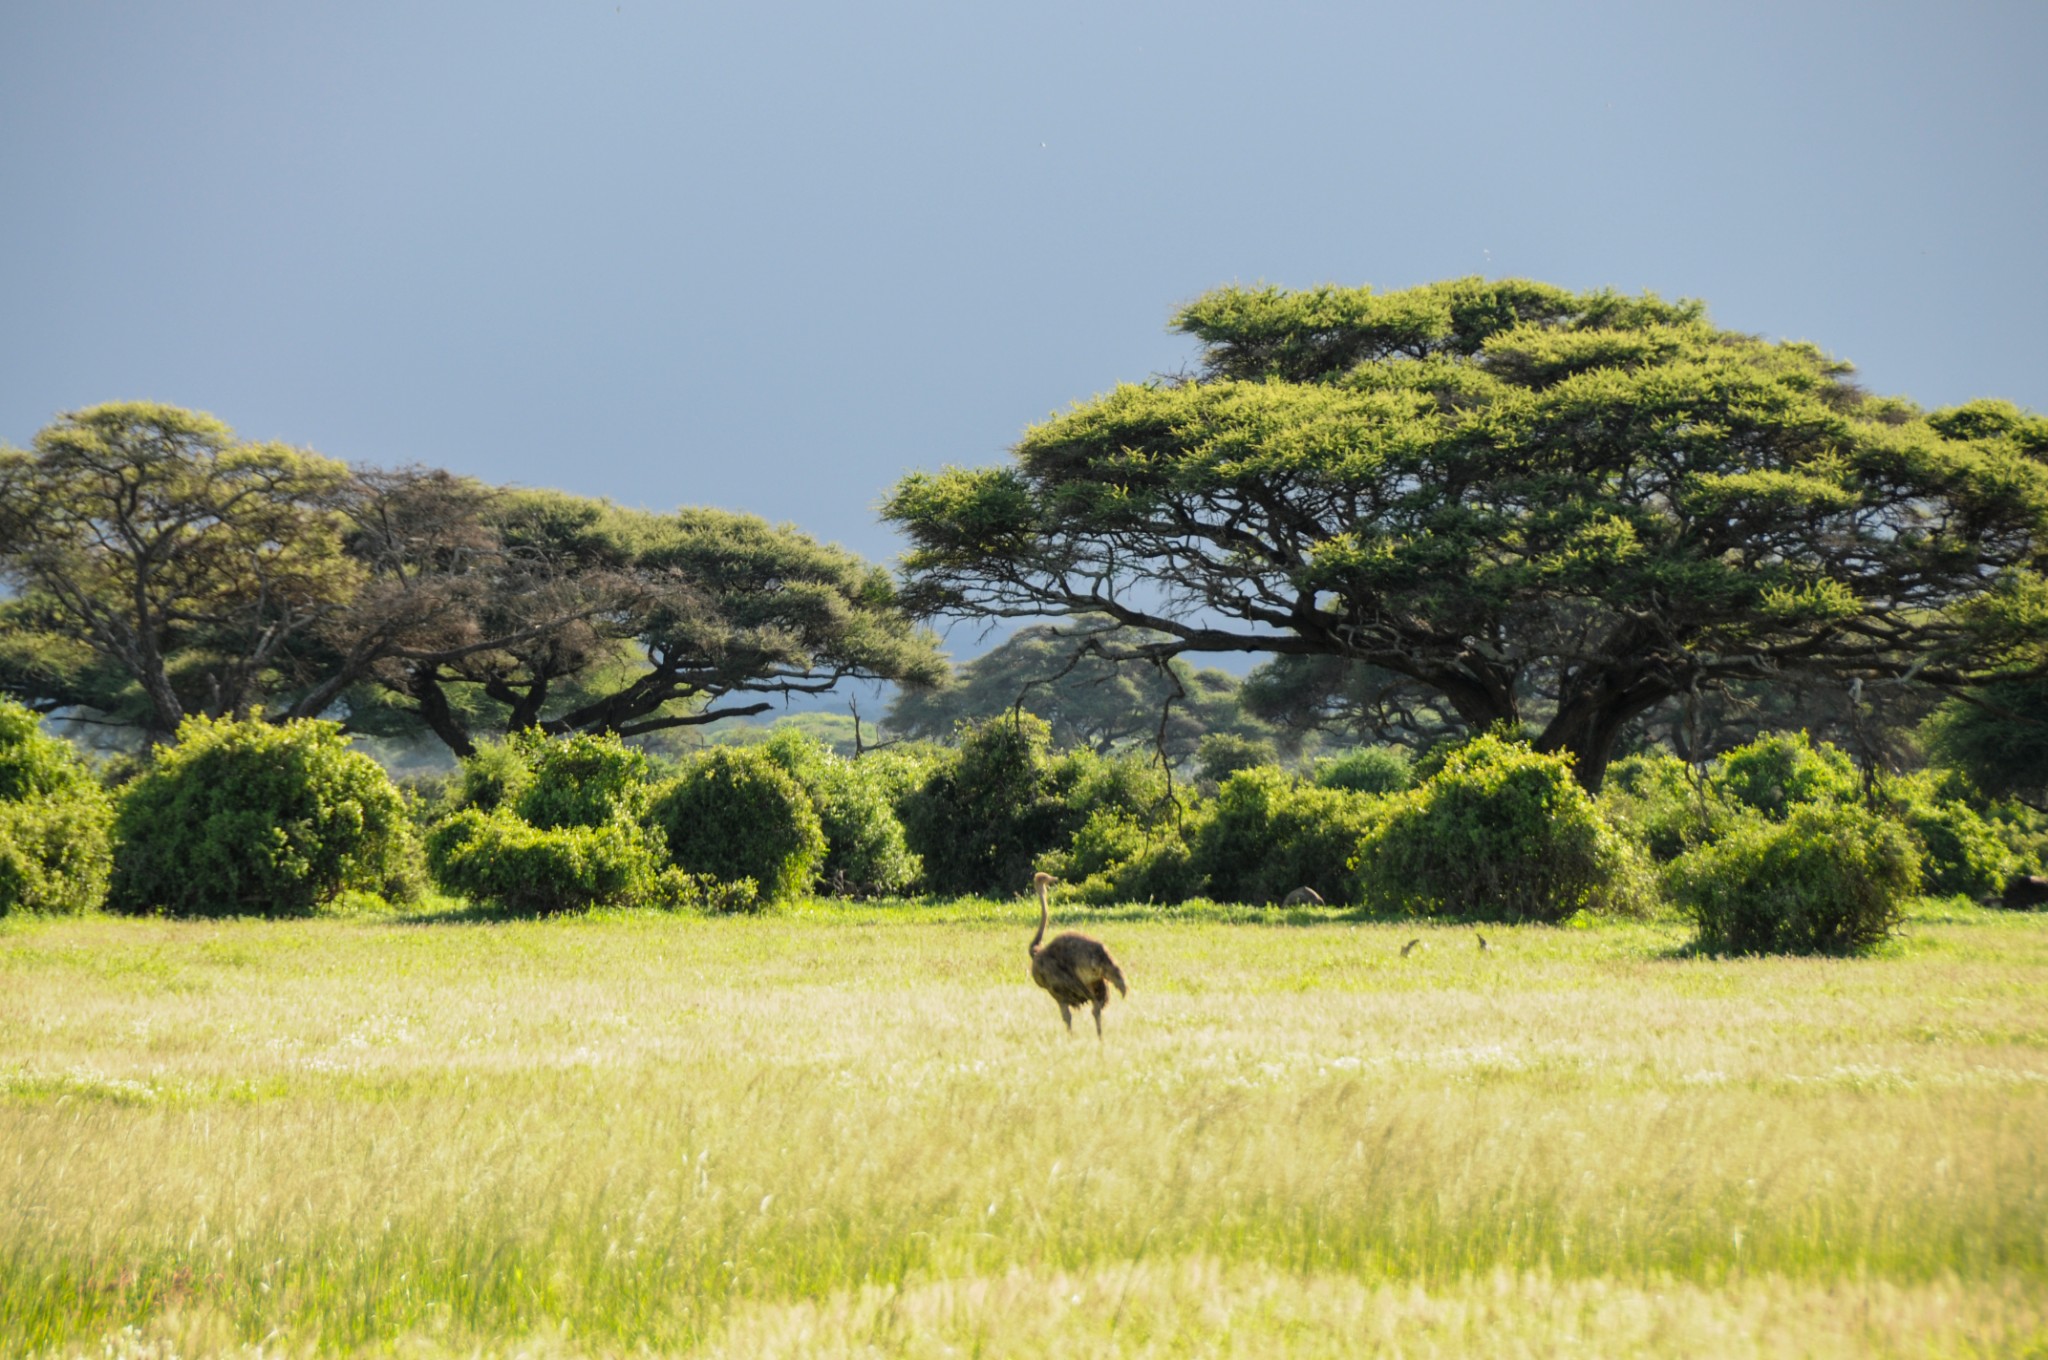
[1280,886,1325,906]
[1400,938,1422,957]
[1475,932,1491,952]
[1028,872,1127,1039]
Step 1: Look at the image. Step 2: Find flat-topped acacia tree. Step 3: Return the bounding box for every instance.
[886,278,2048,790]
[0,404,945,756]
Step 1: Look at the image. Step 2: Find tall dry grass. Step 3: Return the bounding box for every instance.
[1,900,2043,1356]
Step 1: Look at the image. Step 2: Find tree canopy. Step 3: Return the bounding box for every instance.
[1,403,944,753]
[886,278,2048,788]
[0,403,358,741]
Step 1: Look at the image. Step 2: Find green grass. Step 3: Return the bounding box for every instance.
[1,899,2044,1357]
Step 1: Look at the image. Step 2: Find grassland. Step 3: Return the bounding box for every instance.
[1,898,2043,1357]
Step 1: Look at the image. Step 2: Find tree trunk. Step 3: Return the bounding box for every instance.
[407,671,477,759]
[1538,682,1672,794]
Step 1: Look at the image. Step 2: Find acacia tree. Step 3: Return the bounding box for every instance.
[334,486,947,757]
[886,278,2048,790]
[1,406,946,755]
[883,617,1284,761]
[0,403,360,742]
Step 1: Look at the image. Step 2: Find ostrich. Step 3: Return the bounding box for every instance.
[1029,872,1127,1038]
[1280,886,1325,906]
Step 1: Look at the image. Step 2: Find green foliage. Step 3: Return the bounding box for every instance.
[898,716,1078,898]
[1600,751,1727,863]
[1050,809,1153,884]
[1710,732,1861,819]
[108,716,419,917]
[1312,746,1413,795]
[0,403,359,740]
[1026,748,1184,904]
[646,747,825,904]
[1051,747,1174,823]
[760,730,919,894]
[1195,732,1279,788]
[424,808,698,914]
[887,278,2048,791]
[448,737,530,813]
[1922,681,2048,810]
[1053,812,1200,907]
[0,699,113,915]
[1669,803,1920,955]
[510,730,651,829]
[1356,735,1644,922]
[1876,772,2017,900]
[1190,767,1381,906]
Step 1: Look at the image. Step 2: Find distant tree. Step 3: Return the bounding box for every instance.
[1238,654,1459,751]
[885,618,1282,762]
[0,406,946,757]
[332,485,945,757]
[0,403,359,742]
[886,279,2048,790]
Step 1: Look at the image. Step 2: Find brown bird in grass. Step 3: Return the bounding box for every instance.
[1280,886,1325,906]
[1401,938,1422,957]
[1029,872,1127,1038]
[1476,932,1491,952]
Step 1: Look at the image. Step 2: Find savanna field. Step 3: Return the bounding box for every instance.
[3,898,2043,1359]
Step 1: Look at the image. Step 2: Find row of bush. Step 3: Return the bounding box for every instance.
[0,696,2039,955]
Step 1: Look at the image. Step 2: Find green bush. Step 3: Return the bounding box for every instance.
[1877,771,2017,900]
[449,736,532,814]
[761,730,920,894]
[424,808,685,914]
[1312,746,1414,795]
[0,700,113,915]
[1053,748,1175,823]
[899,717,1077,898]
[512,730,652,829]
[1054,811,1202,906]
[1355,734,1643,922]
[1600,750,1726,863]
[1668,802,1920,954]
[1710,732,1860,820]
[1190,767,1381,905]
[646,746,825,904]
[1194,732,1279,788]
[109,716,420,917]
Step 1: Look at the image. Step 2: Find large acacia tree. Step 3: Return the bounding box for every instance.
[329,481,946,757]
[1,403,944,754]
[886,279,2048,790]
[0,403,360,741]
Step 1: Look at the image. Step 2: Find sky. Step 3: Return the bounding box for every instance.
[4,1,2046,624]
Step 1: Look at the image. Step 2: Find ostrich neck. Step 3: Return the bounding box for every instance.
[1031,883,1048,955]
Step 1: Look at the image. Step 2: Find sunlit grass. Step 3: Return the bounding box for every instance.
[1,900,2044,1356]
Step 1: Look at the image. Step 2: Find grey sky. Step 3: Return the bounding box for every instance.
[4,0,2044,588]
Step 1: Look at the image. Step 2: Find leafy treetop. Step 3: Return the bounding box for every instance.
[887,277,2048,789]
